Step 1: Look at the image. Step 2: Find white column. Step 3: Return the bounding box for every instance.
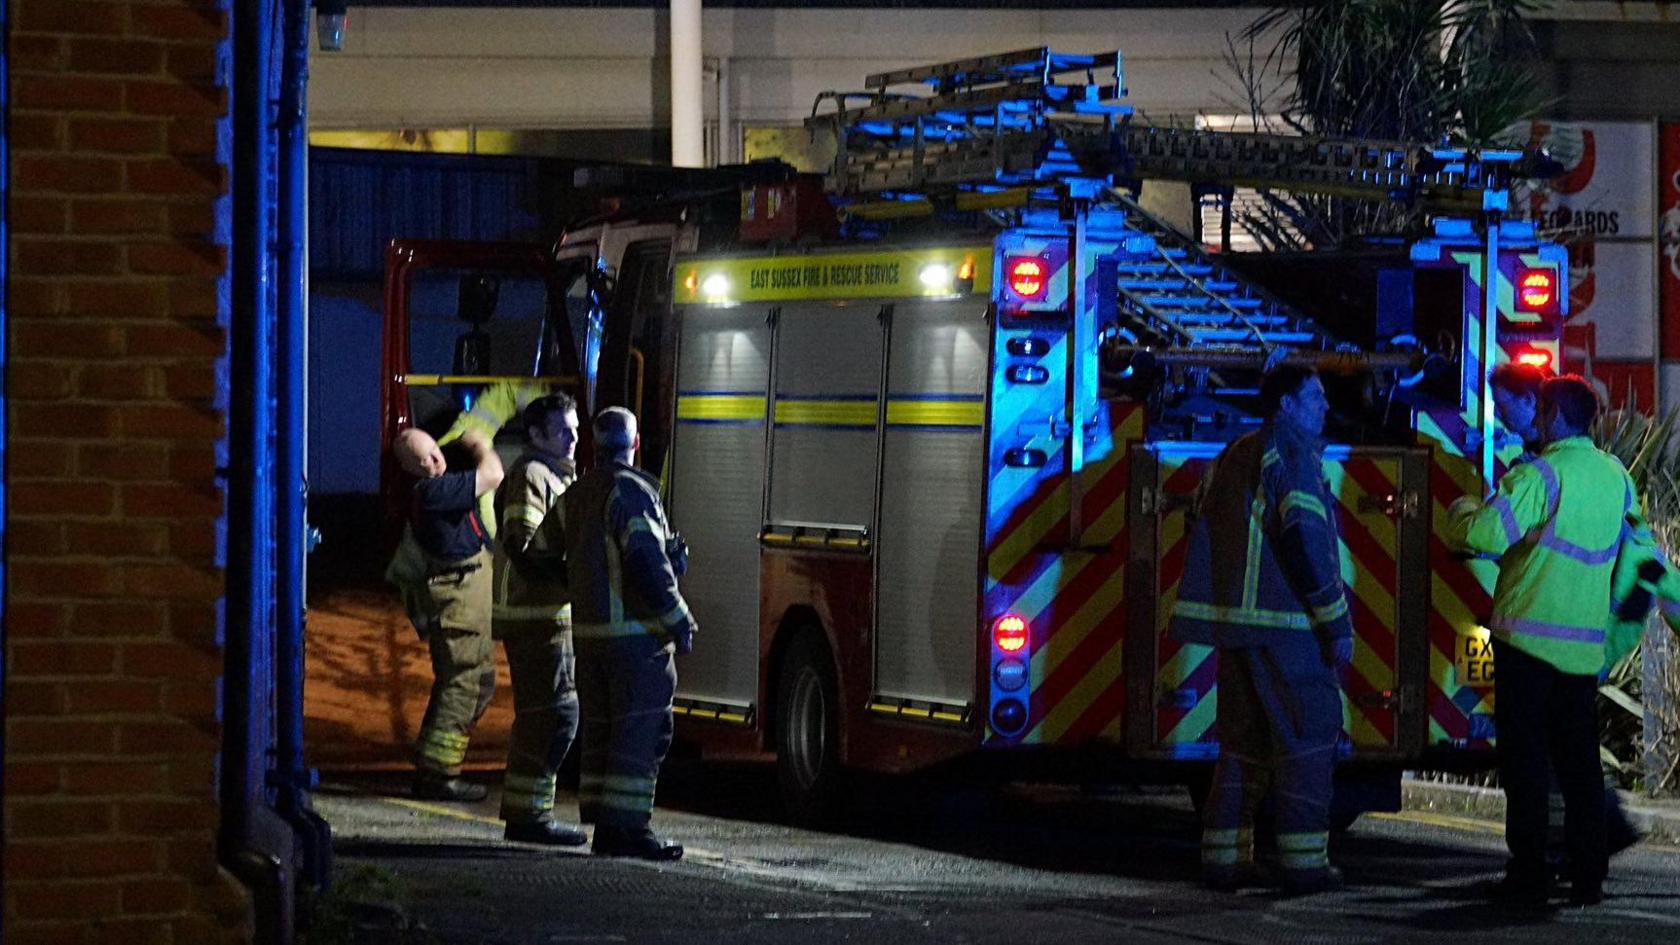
[670,0,705,168]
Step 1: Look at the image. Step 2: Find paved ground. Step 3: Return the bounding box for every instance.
[314,767,1680,945]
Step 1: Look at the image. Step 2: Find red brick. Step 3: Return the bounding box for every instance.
[72,118,167,155]
[4,602,71,638]
[76,603,169,638]
[81,442,171,478]
[9,439,76,478]
[12,35,67,72]
[127,78,225,118]
[68,38,167,75]
[65,280,171,319]
[121,482,223,519]
[166,118,220,157]
[11,482,118,517]
[122,877,195,915]
[165,759,217,796]
[5,927,86,945]
[117,404,223,440]
[13,74,128,112]
[8,641,119,676]
[121,563,223,601]
[9,880,123,919]
[64,840,165,878]
[164,44,220,82]
[128,157,223,195]
[117,720,219,758]
[84,918,175,945]
[166,604,221,643]
[10,113,66,150]
[15,240,125,276]
[7,362,75,399]
[165,524,219,563]
[121,641,220,679]
[129,240,224,276]
[75,200,170,236]
[8,279,64,317]
[165,202,217,237]
[4,764,63,795]
[10,563,119,603]
[79,364,163,400]
[7,681,66,714]
[161,681,217,719]
[14,155,125,194]
[62,762,168,795]
[166,444,219,481]
[10,401,122,437]
[5,801,115,839]
[8,521,67,555]
[117,799,220,833]
[132,3,228,41]
[17,2,131,36]
[11,324,125,359]
[163,364,219,400]
[4,841,67,880]
[6,719,120,756]
[65,679,166,715]
[13,196,69,233]
[167,837,220,880]
[124,323,225,357]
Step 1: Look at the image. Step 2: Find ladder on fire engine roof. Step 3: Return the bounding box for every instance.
[807,47,1541,215]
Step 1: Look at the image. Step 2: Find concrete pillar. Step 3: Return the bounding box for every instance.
[670,0,704,167]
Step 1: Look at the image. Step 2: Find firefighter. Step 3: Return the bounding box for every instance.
[1169,365,1353,894]
[564,407,695,860]
[493,393,587,845]
[1448,375,1636,907]
[393,426,503,801]
[1487,363,1644,878]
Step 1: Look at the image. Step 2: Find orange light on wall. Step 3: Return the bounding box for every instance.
[1005,257,1048,300]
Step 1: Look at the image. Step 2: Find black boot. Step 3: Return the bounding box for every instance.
[504,817,588,847]
[592,825,683,861]
[413,772,488,802]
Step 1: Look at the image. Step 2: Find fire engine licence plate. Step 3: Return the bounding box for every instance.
[1455,627,1496,688]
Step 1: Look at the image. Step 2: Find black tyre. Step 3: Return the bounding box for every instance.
[775,630,845,823]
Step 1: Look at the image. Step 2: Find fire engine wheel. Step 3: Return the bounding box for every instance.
[775,631,844,823]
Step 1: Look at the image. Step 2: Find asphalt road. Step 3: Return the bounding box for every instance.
[316,767,1680,945]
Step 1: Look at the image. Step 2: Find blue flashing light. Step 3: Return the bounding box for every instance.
[993,659,1028,693]
[1004,448,1048,468]
[991,698,1028,735]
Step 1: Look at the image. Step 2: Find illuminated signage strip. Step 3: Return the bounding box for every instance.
[674,246,994,304]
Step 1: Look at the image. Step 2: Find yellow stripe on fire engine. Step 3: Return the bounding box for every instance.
[676,394,767,422]
[885,399,984,428]
[674,246,993,304]
[774,399,878,427]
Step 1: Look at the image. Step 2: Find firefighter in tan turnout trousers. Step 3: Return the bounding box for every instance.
[564,407,696,860]
[1449,375,1645,907]
[1169,366,1353,894]
[392,426,504,801]
[493,394,588,846]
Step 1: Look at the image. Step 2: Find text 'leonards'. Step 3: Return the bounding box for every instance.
[748,262,902,290]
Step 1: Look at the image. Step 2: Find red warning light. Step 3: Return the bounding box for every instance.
[992,614,1029,653]
[1006,257,1048,300]
[1515,348,1554,372]
[1516,268,1557,314]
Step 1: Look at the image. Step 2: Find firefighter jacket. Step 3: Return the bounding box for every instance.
[1447,436,1640,676]
[492,453,576,625]
[438,379,553,539]
[563,460,697,651]
[1169,423,1354,650]
[1606,516,1680,668]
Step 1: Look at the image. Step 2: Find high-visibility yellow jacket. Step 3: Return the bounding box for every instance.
[1169,423,1353,650]
[1606,517,1680,668]
[439,379,555,539]
[1448,436,1640,675]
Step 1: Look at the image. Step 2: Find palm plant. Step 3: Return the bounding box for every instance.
[1224,1,1547,249]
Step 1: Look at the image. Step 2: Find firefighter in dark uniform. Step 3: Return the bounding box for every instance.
[393,426,503,801]
[1450,376,1643,907]
[564,407,695,860]
[493,393,587,845]
[1169,365,1353,894]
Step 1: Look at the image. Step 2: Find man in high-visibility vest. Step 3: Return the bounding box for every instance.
[1449,375,1638,907]
[1169,365,1353,894]
[493,393,587,845]
[564,407,695,860]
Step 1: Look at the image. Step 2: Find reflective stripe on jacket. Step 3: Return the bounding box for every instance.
[1169,423,1353,649]
[1448,436,1636,675]
[1607,517,1680,667]
[492,453,575,624]
[563,460,697,644]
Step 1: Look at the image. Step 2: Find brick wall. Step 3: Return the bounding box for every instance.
[4,2,252,942]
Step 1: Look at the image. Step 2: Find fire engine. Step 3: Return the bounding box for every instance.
[380,49,1568,819]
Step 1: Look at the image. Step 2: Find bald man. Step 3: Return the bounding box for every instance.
[394,426,503,801]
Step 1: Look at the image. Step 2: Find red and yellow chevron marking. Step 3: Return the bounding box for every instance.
[1425,449,1498,746]
[984,403,1144,745]
[1152,455,1218,750]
